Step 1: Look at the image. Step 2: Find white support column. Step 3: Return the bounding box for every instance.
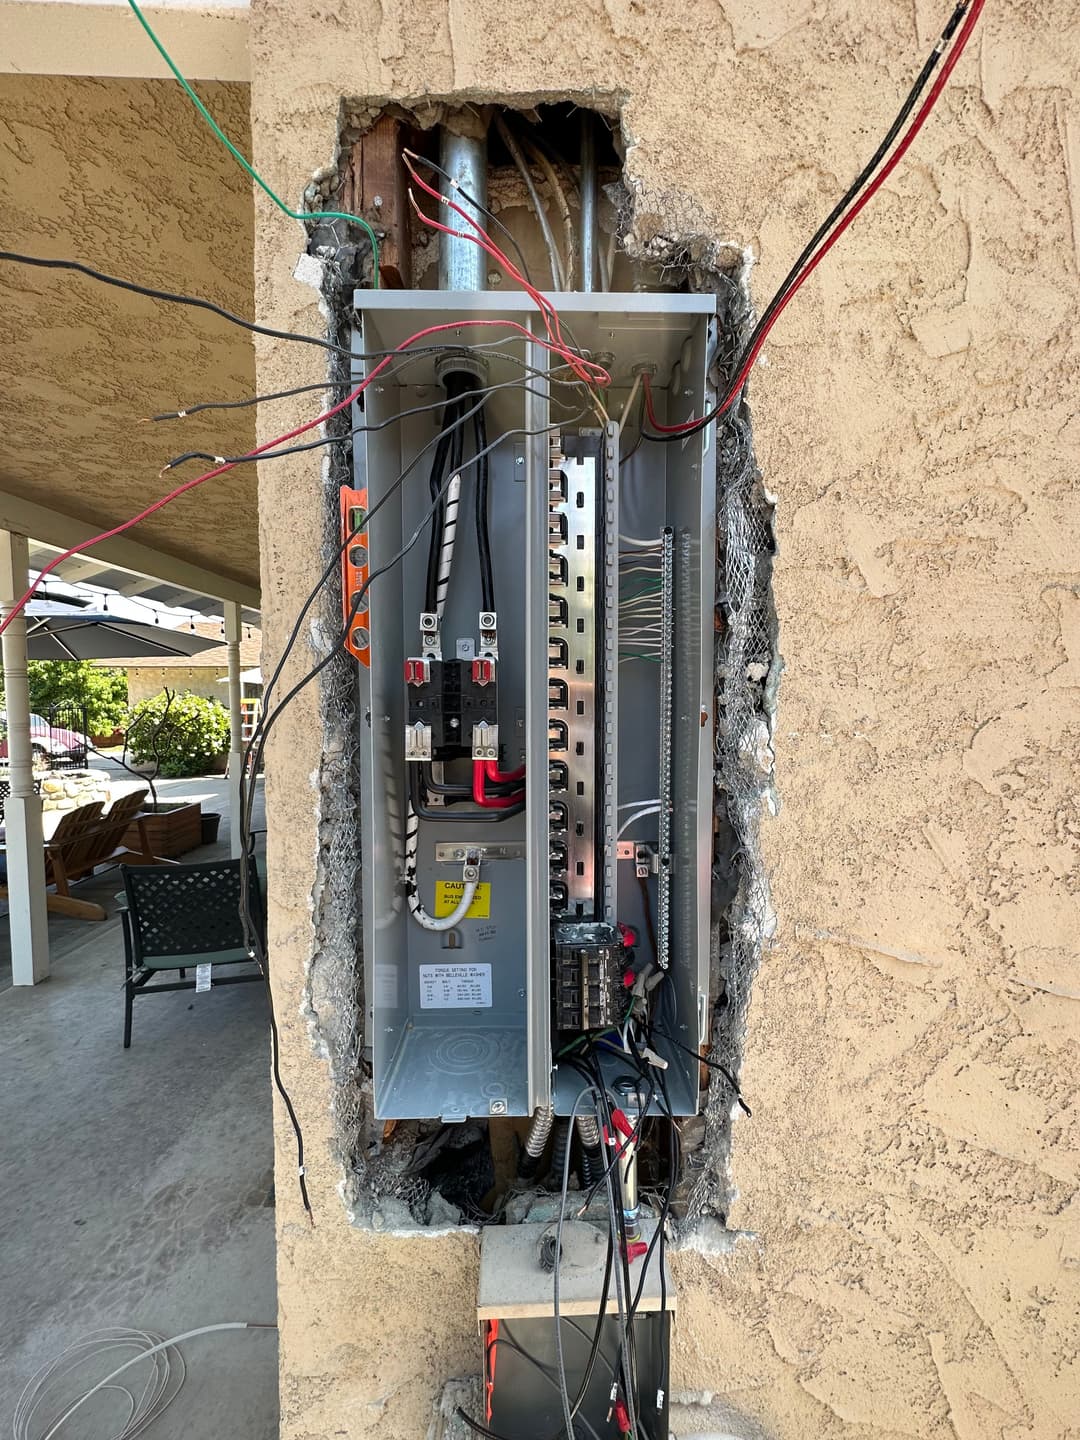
[0,530,50,984]
[225,601,244,858]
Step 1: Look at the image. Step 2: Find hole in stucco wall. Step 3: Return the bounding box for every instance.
[295,99,779,1236]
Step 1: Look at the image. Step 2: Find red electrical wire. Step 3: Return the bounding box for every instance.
[484,758,526,785]
[0,316,608,636]
[402,151,599,392]
[472,760,524,808]
[643,0,986,437]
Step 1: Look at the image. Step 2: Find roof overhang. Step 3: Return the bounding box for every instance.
[0,488,260,620]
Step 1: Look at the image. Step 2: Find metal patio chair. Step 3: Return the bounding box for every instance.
[119,856,266,1048]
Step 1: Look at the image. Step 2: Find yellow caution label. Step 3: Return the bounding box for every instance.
[434,881,492,920]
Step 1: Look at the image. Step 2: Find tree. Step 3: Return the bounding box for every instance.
[1,661,129,739]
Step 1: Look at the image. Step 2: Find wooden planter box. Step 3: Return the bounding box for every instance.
[123,800,202,859]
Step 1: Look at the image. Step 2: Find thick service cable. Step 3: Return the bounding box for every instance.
[404,802,479,932]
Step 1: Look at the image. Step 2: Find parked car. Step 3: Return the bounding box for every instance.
[0,711,90,772]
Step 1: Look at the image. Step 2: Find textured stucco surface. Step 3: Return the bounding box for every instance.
[0,74,258,587]
[247,2,1080,1436]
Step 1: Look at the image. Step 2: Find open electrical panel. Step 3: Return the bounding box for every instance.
[345,290,717,1126]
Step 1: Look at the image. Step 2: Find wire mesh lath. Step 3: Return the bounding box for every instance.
[306,242,778,1229]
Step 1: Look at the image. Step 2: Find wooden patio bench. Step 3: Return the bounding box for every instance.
[0,789,171,922]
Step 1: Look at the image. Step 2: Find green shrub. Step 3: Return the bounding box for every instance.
[19,661,129,738]
[126,690,230,779]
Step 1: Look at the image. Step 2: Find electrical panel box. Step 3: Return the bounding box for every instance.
[349,291,717,1123]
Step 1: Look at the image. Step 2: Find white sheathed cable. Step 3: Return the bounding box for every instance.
[404,801,478,931]
[13,1322,268,1440]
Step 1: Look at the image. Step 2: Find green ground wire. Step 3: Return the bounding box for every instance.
[126,0,380,285]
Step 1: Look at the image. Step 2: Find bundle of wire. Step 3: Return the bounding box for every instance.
[641,0,986,441]
[459,1013,681,1440]
[12,1322,270,1440]
[618,545,664,665]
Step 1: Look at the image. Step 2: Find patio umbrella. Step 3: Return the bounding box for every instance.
[21,603,224,661]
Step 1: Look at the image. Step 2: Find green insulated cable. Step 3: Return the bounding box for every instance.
[126,0,380,285]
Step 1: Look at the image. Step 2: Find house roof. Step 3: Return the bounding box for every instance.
[93,620,261,672]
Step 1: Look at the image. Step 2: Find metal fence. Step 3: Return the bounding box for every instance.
[35,703,89,771]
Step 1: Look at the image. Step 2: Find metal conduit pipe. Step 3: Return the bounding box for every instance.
[439,126,488,292]
[579,112,598,293]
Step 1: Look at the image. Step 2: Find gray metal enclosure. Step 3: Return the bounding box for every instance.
[351,291,717,1122]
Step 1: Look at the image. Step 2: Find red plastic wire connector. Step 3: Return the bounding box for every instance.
[612,1109,635,1141]
[624,1240,648,1264]
[614,1398,632,1435]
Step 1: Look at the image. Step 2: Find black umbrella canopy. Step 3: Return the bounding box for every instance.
[22,604,224,661]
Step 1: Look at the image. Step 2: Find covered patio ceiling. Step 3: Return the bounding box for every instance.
[0,67,259,592]
[27,542,261,627]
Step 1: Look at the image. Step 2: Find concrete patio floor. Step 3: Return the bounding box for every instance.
[0,775,279,1438]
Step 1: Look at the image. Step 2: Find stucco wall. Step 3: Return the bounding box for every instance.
[0,73,258,587]
[248,2,1080,1436]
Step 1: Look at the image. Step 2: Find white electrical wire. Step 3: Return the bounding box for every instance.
[618,534,663,549]
[434,471,461,620]
[617,804,661,838]
[403,801,479,931]
[13,1323,270,1440]
[618,372,643,428]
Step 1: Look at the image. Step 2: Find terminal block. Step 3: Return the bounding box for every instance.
[404,657,498,762]
[552,920,625,1032]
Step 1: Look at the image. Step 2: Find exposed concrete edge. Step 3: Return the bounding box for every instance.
[671,1219,759,1258]
[0,2,250,80]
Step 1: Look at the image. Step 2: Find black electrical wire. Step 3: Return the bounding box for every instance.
[423,386,462,614]
[567,1057,639,1435]
[420,763,521,798]
[0,250,356,360]
[237,598,359,1223]
[408,766,525,824]
[240,402,585,947]
[409,151,535,288]
[481,1335,607,1440]
[235,405,573,1213]
[642,0,975,444]
[151,340,586,423]
[151,378,340,421]
[162,368,573,473]
[473,383,495,614]
[448,381,467,582]
[654,1028,751,1116]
